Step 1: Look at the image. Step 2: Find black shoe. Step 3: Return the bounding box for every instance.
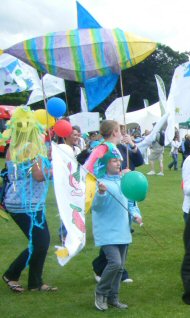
[182,293,190,305]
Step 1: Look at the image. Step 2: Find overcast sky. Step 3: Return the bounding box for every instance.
[0,0,189,53]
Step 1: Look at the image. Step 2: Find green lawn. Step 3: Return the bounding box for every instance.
[0,149,189,318]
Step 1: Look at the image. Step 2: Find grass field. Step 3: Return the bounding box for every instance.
[0,149,189,318]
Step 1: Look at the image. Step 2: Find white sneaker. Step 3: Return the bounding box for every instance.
[157,172,164,176]
[122,278,133,283]
[146,171,156,176]
[95,293,108,311]
[94,273,101,283]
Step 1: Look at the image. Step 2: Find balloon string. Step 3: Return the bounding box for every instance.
[140,224,164,248]
[97,180,130,212]
[97,181,163,249]
[52,142,126,210]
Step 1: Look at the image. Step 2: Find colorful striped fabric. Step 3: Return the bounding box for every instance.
[3,28,157,83]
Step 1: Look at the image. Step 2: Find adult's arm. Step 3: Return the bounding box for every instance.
[129,148,144,168]
[117,144,144,170]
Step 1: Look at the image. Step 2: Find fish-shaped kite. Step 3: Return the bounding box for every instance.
[0,28,156,83]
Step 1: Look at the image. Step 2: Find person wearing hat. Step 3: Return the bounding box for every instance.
[2,106,57,293]
[84,120,144,284]
[92,149,142,311]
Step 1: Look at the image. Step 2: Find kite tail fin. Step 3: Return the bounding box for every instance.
[0,49,4,56]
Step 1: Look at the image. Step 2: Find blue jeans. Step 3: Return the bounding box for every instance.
[96,244,128,300]
[92,247,129,280]
[168,153,178,170]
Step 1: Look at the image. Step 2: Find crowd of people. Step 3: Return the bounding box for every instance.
[1,111,190,309]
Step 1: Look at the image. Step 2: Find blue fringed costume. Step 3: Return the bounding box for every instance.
[2,106,54,291]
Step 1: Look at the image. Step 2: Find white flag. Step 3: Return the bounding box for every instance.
[52,142,87,266]
[0,53,40,95]
[105,96,130,124]
[155,74,167,115]
[27,74,65,105]
[69,112,100,133]
[165,61,190,144]
[168,62,190,123]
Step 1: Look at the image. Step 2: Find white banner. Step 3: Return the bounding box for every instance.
[105,95,130,124]
[69,112,100,133]
[0,53,40,95]
[165,61,190,144]
[27,74,65,105]
[52,142,87,266]
[168,62,190,123]
[155,74,167,115]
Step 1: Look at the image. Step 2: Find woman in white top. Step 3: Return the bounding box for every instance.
[168,137,181,171]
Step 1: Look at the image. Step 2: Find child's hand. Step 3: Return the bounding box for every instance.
[121,168,131,175]
[98,182,107,194]
[134,215,143,225]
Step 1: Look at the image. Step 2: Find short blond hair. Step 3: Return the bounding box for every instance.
[100,120,119,139]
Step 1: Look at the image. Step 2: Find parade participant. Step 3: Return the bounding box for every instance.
[146,128,165,176]
[84,120,144,283]
[92,153,142,311]
[2,106,57,292]
[181,212,190,305]
[180,154,190,304]
[168,136,181,171]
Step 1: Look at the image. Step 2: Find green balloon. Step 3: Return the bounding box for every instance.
[121,171,149,202]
